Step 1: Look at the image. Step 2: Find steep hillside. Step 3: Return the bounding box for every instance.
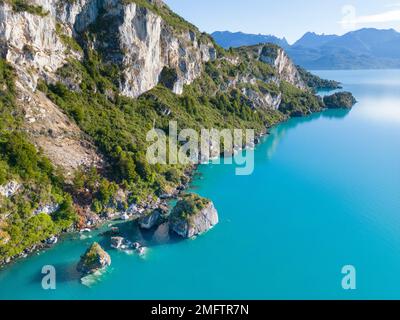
[0,0,335,264]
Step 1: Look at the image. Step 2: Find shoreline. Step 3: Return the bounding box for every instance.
[0,99,346,270]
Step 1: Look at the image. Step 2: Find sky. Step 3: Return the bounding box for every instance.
[165,0,400,44]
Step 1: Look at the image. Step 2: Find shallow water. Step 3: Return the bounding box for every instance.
[0,70,400,299]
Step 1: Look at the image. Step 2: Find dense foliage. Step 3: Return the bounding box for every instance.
[323,92,357,109]
[0,60,76,262]
[296,65,342,92]
[170,193,211,221]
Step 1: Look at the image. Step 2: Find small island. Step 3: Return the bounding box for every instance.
[323,92,357,109]
[77,242,111,275]
[170,194,219,238]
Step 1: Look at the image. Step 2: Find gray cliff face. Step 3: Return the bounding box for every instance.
[0,0,216,97]
[171,202,219,238]
[138,209,161,229]
[259,46,306,89]
[214,45,307,110]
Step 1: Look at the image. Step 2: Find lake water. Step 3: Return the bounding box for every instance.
[0,70,400,300]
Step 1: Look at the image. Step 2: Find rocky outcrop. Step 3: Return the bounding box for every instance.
[0,181,20,198]
[323,92,357,109]
[260,46,306,90]
[110,236,131,250]
[243,44,306,90]
[138,209,161,229]
[77,242,111,275]
[241,86,282,110]
[170,194,218,238]
[33,203,59,216]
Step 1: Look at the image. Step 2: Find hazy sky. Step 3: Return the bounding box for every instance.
[165,0,400,43]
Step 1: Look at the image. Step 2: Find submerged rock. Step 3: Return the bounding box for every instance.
[170,194,219,238]
[77,243,111,275]
[323,92,357,109]
[110,237,132,250]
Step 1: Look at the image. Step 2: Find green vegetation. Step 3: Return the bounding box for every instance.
[126,0,203,36]
[296,65,342,92]
[0,59,77,262]
[279,81,324,117]
[323,92,357,109]
[5,0,49,16]
[77,242,110,274]
[56,23,83,53]
[171,193,211,220]
[39,40,285,206]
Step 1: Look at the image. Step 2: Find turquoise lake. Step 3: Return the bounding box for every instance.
[0,69,400,300]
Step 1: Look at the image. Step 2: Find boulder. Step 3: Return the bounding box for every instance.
[110,237,124,249]
[170,194,219,238]
[77,243,111,275]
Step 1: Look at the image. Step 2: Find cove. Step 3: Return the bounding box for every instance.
[0,70,400,300]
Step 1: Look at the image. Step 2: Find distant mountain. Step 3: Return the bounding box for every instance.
[211,31,289,50]
[212,28,400,70]
[292,32,339,48]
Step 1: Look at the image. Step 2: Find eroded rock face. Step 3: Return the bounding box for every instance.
[0,2,70,90]
[33,203,59,216]
[77,242,111,275]
[170,194,219,238]
[76,0,216,98]
[138,209,161,229]
[261,47,306,90]
[241,86,282,110]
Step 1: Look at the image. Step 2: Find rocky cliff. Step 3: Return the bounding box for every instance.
[0,0,345,264]
[1,0,216,96]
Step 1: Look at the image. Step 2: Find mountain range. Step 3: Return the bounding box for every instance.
[212,29,400,69]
